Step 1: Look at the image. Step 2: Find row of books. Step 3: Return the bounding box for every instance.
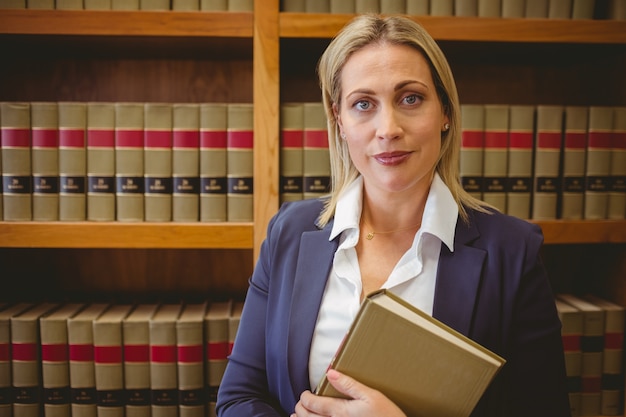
[555,294,626,416]
[459,104,626,220]
[0,101,254,223]
[0,0,253,11]
[0,300,244,417]
[282,0,626,20]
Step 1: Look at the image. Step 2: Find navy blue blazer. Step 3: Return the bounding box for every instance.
[216,198,571,417]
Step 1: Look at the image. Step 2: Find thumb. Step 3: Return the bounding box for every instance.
[326,369,368,400]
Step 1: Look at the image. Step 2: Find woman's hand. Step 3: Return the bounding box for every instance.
[291,369,407,417]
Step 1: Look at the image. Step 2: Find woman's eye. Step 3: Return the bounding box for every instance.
[355,100,370,111]
[403,94,420,105]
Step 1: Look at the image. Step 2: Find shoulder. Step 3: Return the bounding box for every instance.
[266,198,326,237]
[464,207,544,251]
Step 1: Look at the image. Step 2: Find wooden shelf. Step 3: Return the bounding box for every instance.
[280,13,626,44]
[533,220,626,244]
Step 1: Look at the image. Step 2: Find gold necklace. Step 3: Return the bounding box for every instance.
[361,218,422,240]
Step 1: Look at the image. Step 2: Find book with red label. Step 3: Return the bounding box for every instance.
[144,103,173,222]
[532,105,563,220]
[58,102,87,221]
[561,106,588,220]
[87,102,116,222]
[482,104,509,212]
[226,103,254,222]
[555,298,583,417]
[31,102,59,221]
[228,302,244,355]
[506,105,535,219]
[172,103,200,222]
[199,103,227,222]
[115,103,144,222]
[608,107,626,219]
[204,300,232,413]
[177,302,207,417]
[303,102,330,200]
[280,103,304,204]
[585,106,614,219]
[460,104,485,200]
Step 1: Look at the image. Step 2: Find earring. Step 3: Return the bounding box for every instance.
[340,132,346,139]
[443,123,450,131]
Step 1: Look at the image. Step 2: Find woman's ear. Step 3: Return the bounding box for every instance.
[333,102,344,137]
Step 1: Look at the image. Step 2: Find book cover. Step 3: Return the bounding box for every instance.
[86,102,116,222]
[460,104,485,200]
[199,103,227,222]
[1,102,32,221]
[585,106,613,220]
[93,304,133,417]
[59,102,87,221]
[315,290,505,417]
[506,105,535,219]
[176,302,207,417]
[123,304,159,417]
[280,102,304,204]
[11,302,60,417]
[303,102,330,200]
[172,103,200,222]
[31,102,60,221]
[40,303,85,417]
[532,105,563,220]
[561,106,588,220]
[226,103,254,222]
[144,103,173,222]
[115,103,144,222]
[555,298,583,417]
[150,304,183,417]
[84,0,112,9]
[67,303,109,417]
[204,300,232,412]
[477,0,500,17]
[406,0,428,15]
[482,104,509,212]
[608,107,626,219]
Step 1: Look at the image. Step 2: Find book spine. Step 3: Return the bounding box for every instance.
[305,0,330,12]
[123,316,152,417]
[561,106,588,220]
[177,312,205,417]
[460,104,485,200]
[585,106,613,219]
[455,0,478,16]
[303,102,330,200]
[549,0,572,18]
[355,0,378,13]
[1,102,32,221]
[200,0,227,11]
[111,0,139,9]
[405,0,428,15]
[1,0,26,8]
[330,0,355,13]
[87,102,116,222]
[608,0,626,19]
[199,103,227,222]
[0,316,10,417]
[506,105,535,219]
[140,0,170,10]
[227,0,253,11]
[84,0,112,9]
[525,0,549,17]
[56,0,83,9]
[226,103,254,222]
[150,308,180,417]
[572,0,596,19]
[172,104,200,222]
[380,0,405,14]
[430,0,453,15]
[172,0,199,10]
[59,102,87,221]
[31,102,60,221]
[27,0,54,9]
[478,0,501,16]
[482,105,509,212]
[532,105,563,220]
[94,319,125,417]
[555,301,583,417]
[144,103,173,222]
[68,316,99,417]
[204,305,229,410]
[608,107,626,220]
[115,103,145,222]
[280,103,304,204]
[501,0,525,17]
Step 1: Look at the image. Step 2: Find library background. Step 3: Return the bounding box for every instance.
[0,0,625,417]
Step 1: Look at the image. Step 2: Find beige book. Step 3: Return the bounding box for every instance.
[123,304,159,417]
[608,107,626,219]
[280,103,304,203]
[144,103,173,222]
[355,0,377,13]
[94,305,133,417]
[177,303,207,417]
[1,0,26,7]
[281,0,305,12]
[150,304,183,417]
[27,0,54,8]
[58,102,87,221]
[200,0,226,10]
[305,0,330,12]
[430,0,454,15]
[548,0,572,18]
[67,303,109,417]
[554,298,583,417]
[56,0,83,9]
[608,0,625,19]
[226,103,254,222]
[532,105,563,220]
[561,106,588,220]
[31,102,60,221]
[172,0,199,10]
[455,0,477,16]
[1,102,32,221]
[200,103,227,222]
[525,0,549,17]
[482,105,509,212]
[506,105,535,219]
[228,301,244,355]
[406,0,428,14]
[87,102,116,222]
[330,0,355,13]
[572,0,595,18]
[11,302,60,417]
[115,103,144,222]
[172,104,200,222]
[140,0,169,9]
[585,106,613,219]
[228,0,252,11]
[205,300,232,409]
[380,0,405,13]
[40,303,85,417]
[84,0,111,9]
[303,102,330,200]
[478,0,500,16]
[460,104,485,200]
[315,290,505,417]
[111,0,138,9]
[501,0,525,17]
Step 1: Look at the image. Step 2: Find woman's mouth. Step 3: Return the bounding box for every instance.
[373,151,412,166]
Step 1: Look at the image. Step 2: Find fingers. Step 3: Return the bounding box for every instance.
[326,369,367,400]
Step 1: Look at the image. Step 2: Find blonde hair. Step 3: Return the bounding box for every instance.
[316,14,489,227]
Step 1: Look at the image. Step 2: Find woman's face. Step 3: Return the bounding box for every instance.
[335,42,448,198]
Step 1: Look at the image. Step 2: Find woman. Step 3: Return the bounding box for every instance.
[216,14,570,417]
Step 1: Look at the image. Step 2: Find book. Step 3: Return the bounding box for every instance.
[1,101,32,221]
[228,301,244,356]
[532,105,563,220]
[172,103,200,222]
[31,102,60,221]
[111,0,139,9]
[608,0,626,19]
[58,102,87,221]
[303,102,330,200]
[455,0,478,16]
[572,0,596,19]
[430,0,453,15]
[123,304,159,417]
[67,303,109,417]
[200,0,227,10]
[176,302,207,417]
[93,304,133,417]
[140,0,170,9]
[27,0,54,8]
[608,107,626,219]
[585,106,613,219]
[86,102,116,222]
[56,0,83,8]
[355,0,377,13]
[460,104,485,200]
[226,103,254,222]
[115,103,145,222]
[150,304,183,417]
[228,0,253,11]
[144,103,173,222]
[561,106,588,220]
[199,103,228,222]
[305,0,330,12]
[204,300,232,412]
[555,298,583,417]
[315,290,505,417]
[172,0,199,10]
[506,105,535,219]
[482,104,509,212]
[380,0,405,14]
[40,303,85,417]
[502,0,525,17]
[280,102,304,204]
[84,0,112,9]
[405,0,428,15]
[525,0,549,17]
[330,0,355,13]
[478,0,501,16]
[548,0,572,18]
